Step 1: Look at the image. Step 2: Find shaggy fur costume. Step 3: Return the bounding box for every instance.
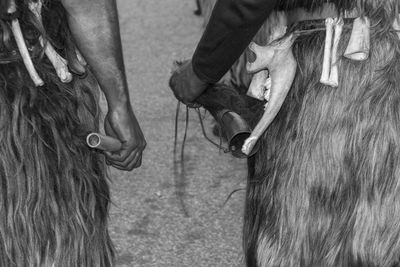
[244,0,400,266]
[192,0,400,266]
[0,0,114,266]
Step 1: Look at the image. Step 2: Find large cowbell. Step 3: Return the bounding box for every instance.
[212,109,259,158]
[192,83,261,158]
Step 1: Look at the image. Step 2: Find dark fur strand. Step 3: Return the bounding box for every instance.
[245,5,400,267]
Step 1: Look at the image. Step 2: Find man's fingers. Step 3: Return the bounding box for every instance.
[111,151,142,171]
[105,144,133,162]
[125,152,142,171]
[105,158,111,166]
[109,149,137,168]
[105,142,145,169]
[110,163,131,171]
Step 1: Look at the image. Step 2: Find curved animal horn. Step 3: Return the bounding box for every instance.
[344,17,370,61]
[242,34,297,155]
[8,0,44,86]
[29,0,73,83]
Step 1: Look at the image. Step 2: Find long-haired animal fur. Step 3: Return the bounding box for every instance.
[0,0,114,266]
[243,0,400,266]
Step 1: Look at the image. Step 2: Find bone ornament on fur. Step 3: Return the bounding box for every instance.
[344,17,370,61]
[247,20,285,101]
[7,0,16,13]
[247,70,270,101]
[8,0,44,86]
[246,24,287,74]
[327,17,344,87]
[65,42,87,76]
[264,76,271,101]
[320,18,334,85]
[75,48,87,67]
[29,0,73,83]
[242,34,297,155]
[393,15,400,40]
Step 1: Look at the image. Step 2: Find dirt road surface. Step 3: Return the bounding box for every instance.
[107,0,248,266]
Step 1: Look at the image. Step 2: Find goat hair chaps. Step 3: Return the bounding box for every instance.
[0,0,114,266]
[243,1,400,267]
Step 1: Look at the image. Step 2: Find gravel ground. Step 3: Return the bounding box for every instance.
[107,1,248,266]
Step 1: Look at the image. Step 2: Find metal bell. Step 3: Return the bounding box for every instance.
[214,109,259,158]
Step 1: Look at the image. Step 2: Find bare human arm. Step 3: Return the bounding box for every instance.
[61,0,146,171]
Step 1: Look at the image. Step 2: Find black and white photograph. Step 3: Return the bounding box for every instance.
[0,0,399,266]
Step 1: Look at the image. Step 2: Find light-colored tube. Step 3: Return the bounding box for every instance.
[86,133,122,152]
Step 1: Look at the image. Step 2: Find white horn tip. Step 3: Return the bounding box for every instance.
[60,71,73,83]
[242,136,259,155]
[34,79,45,87]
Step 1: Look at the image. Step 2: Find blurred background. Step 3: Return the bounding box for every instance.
[106,0,247,266]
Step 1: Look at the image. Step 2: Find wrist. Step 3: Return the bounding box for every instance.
[191,60,216,85]
[107,98,131,112]
[191,62,210,87]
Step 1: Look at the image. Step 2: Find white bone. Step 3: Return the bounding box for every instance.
[264,76,271,102]
[8,0,44,86]
[344,17,370,61]
[246,15,285,101]
[393,14,400,40]
[247,16,288,74]
[39,37,72,83]
[247,42,275,74]
[75,48,87,66]
[265,11,288,45]
[7,0,16,13]
[327,18,344,87]
[10,20,44,86]
[247,70,269,100]
[269,25,287,44]
[242,34,297,155]
[29,0,72,83]
[247,37,295,74]
[320,18,334,85]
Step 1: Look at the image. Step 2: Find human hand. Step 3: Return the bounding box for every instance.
[169,60,209,107]
[104,103,146,171]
